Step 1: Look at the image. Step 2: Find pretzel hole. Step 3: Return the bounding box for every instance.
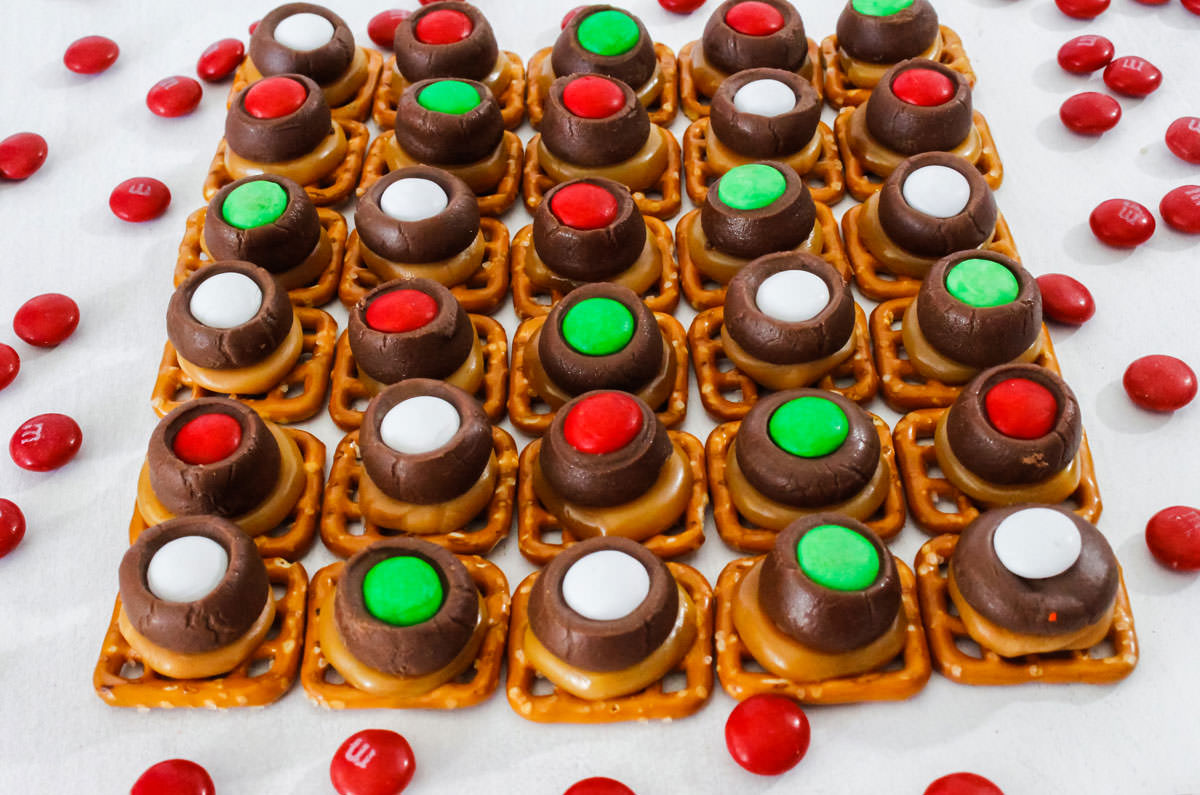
[322,664,347,686]
[527,391,552,415]
[932,491,960,515]
[264,521,293,539]
[119,660,145,680]
[660,671,687,693]
[248,657,273,678]
[878,653,907,673]
[954,635,984,660]
[272,583,288,601]
[541,528,563,546]
[1087,638,1116,660]
[281,381,305,400]
[452,663,478,685]
[827,370,857,390]
[741,656,767,674]
[531,674,555,696]
[170,383,194,403]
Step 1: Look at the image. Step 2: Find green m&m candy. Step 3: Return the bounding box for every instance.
[362,556,444,627]
[797,524,880,591]
[418,80,482,115]
[561,297,635,356]
[222,180,288,229]
[946,258,1020,308]
[576,9,640,57]
[768,396,849,458]
[717,164,787,211]
[852,0,915,15]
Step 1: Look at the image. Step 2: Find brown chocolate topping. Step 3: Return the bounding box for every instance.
[702,0,809,77]
[864,60,972,156]
[249,3,356,86]
[528,536,679,672]
[701,161,815,259]
[533,178,646,280]
[335,537,480,676]
[394,1,500,83]
[916,250,1042,370]
[759,513,901,653]
[541,74,650,168]
[552,5,657,90]
[736,389,881,507]
[710,68,820,160]
[225,72,332,163]
[205,175,322,274]
[951,505,1119,637]
[167,261,293,370]
[876,152,997,259]
[355,166,480,264]
[835,0,939,65]
[119,516,269,654]
[394,77,504,166]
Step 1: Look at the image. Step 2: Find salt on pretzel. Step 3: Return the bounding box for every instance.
[203,119,368,207]
[94,558,307,709]
[229,48,384,124]
[301,555,510,709]
[151,306,338,425]
[915,534,1137,685]
[525,43,678,129]
[688,303,879,422]
[714,556,931,704]
[677,38,823,122]
[820,26,976,110]
[507,312,689,436]
[319,427,517,558]
[516,431,708,566]
[372,53,527,131]
[506,561,713,723]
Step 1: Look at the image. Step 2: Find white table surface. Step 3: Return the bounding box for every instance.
[1,1,1199,792]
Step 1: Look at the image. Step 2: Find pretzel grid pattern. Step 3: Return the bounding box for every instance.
[820,26,976,110]
[372,52,527,131]
[229,48,383,123]
[677,38,823,121]
[525,43,678,129]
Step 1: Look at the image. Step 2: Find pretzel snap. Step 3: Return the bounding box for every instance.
[677,38,822,121]
[526,43,678,129]
[820,25,976,110]
[373,52,526,131]
[231,47,383,123]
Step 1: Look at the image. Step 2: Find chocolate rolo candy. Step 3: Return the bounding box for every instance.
[916,250,1042,370]
[225,72,332,163]
[701,161,815,260]
[359,378,492,505]
[701,0,809,76]
[119,516,269,654]
[168,261,294,370]
[710,68,821,160]
[334,537,480,677]
[538,283,663,395]
[348,278,475,386]
[147,398,281,517]
[552,5,657,90]
[864,60,972,156]
[540,390,672,508]
[205,175,322,273]
[393,1,500,83]
[877,152,996,259]
[541,74,649,168]
[835,0,939,65]
[945,363,1082,486]
[533,178,646,281]
[951,505,1119,637]
[355,166,480,264]
[394,77,504,166]
[249,3,356,86]
[758,513,901,653]
[723,251,854,365]
[528,536,679,672]
[735,388,880,507]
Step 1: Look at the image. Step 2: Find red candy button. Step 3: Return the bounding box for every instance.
[725,694,810,776]
[725,1,785,36]
[1103,56,1162,97]
[550,183,619,229]
[131,759,215,795]
[330,729,415,795]
[0,132,48,180]
[659,0,707,13]
[1036,274,1095,325]
[1124,355,1197,412]
[1133,0,1169,4]
[63,35,119,74]
[365,289,439,333]
[415,9,472,45]
[1059,92,1121,135]
[244,77,306,119]
[0,344,18,391]
[564,778,636,795]
[369,10,411,48]
[891,68,954,107]
[110,177,171,222]
[197,38,245,83]
[1054,0,1110,18]
[925,772,1004,795]
[0,499,25,559]
[173,414,243,465]
[562,6,586,29]
[1166,117,1200,164]
[1161,185,1200,234]
[563,393,644,455]
[562,75,625,119]
[10,413,82,472]
[1186,0,1200,15]
[249,20,259,34]
[1146,506,1200,571]
[1089,199,1154,248]
[985,378,1058,439]
[147,76,203,117]
[1057,35,1114,74]
[13,293,79,348]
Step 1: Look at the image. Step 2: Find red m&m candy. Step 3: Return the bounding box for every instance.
[925,772,1004,795]
[0,499,25,559]
[244,76,307,118]
[1089,199,1154,248]
[892,68,955,107]
[1059,92,1121,135]
[147,76,203,118]
[725,694,810,776]
[14,293,79,347]
[1103,56,1162,98]
[0,132,48,180]
[1166,117,1200,164]
[550,183,619,229]
[173,414,243,465]
[725,1,785,36]
[562,6,587,29]
[1161,186,1200,234]
[1057,35,1114,74]
[563,393,643,455]
[10,413,82,472]
[1124,355,1197,412]
[562,76,625,119]
[1054,0,1109,19]
[564,778,636,795]
[365,290,439,333]
[1036,274,1095,325]
[64,35,119,74]
[369,10,411,48]
[0,344,18,391]
[1146,506,1200,571]
[415,9,472,45]
[131,759,215,795]
[197,38,245,82]
[985,378,1058,439]
[659,0,707,13]
[330,729,415,795]
[1186,0,1200,16]
[110,177,171,222]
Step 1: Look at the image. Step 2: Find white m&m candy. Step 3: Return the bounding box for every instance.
[273,12,336,51]
[190,272,263,329]
[562,550,651,621]
[380,396,460,454]
[147,536,229,603]
[756,269,830,323]
[902,164,971,218]
[380,178,449,222]
[732,78,797,117]
[993,507,1083,580]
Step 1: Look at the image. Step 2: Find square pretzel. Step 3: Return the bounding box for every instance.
[516,431,708,566]
[688,303,879,422]
[128,428,325,562]
[677,201,850,312]
[677,38,823,121]
[175,206,349,308]
[509,218,680,320]
[372,53,527,131]
[151,306,338,424]
[682,117,844,206]
[714,556,931,704]
[93,558,308,709]
[869,296,1062,413]
[337,218,510,315]
[526,43,678,129]
[843,204,1021,302]
[202,119,368,207]
[508,312,689,436]
[506,562,713,723]
[707,414,907,553]
[327,314,508,430]
[820,25,976,110]
[229,48,384,123]
[357,130,524,217]
[915,534,1138,685]
[892,408,1103,536]
[319,427,517,558]
[301,556,510,709]
[835,108,1002,203]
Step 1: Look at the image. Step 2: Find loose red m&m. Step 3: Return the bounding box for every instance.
[0,499,25,559]
[725,1,785,35]
[147,76,203,118]
[369,10,411,48]
[64,35,119,74]
[110,177,171,222]
[659,0,707,13]
[366,289,438,333]
[0,344,18,391]
[131,759,215,795]
[562,75,625,119]
[550,183,619,229]
[1124,355,1197,412]
[1054,0,1109,19]
[562,6,587,29]
[1166,117,1200,164]
[725,694,810,776]
[14,293,79,347]
[564,778,636,795]
[563,393,643,455]
[1089,199,1154,248]
[1146,506,1200,571]
[0,132,48,180]
[1036,274,1095,325]
[892,68,954,106]
[1186,0,1200,16]
[415,9,472,45]
[330,729,415,795]
[1057,35,1114,74]
[1059,92,1121,135]
[1161,186,1200,234]
[1103,56,1161,98]
[10,413,82,472]
[924,772,1004,795]
[985,378,1057,439]
[197,38,245,82]
[244,76,307,118]
[173,414,242,465]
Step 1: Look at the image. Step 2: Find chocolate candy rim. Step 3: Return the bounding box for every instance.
[249,3,356,87]
[835,0,939,65]
[701,0,809,77]
[355,165,480,265]
[701,160,816,260]
[551,4,657,92]
[394,76,504,166]
[710,68,821,160]
[534,178,647,281]
[225,72,332,163]
[205,174,322,274]
[863,59,973,157]
[393,1,500,84]
[540,73,650,168]
[876,152,997,259]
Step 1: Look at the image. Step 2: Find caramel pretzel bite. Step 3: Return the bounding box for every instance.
[820,26,976,110]
[714,556,930,704]
[373,53,527,131]
[301,555,510,709]
[151,306,337,424]
[915,534,1137,686]
[94,558,307,709]
[677,38,822,121]
[526,43,678,129]
[506,562,713,723]
[230,48,383,124]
